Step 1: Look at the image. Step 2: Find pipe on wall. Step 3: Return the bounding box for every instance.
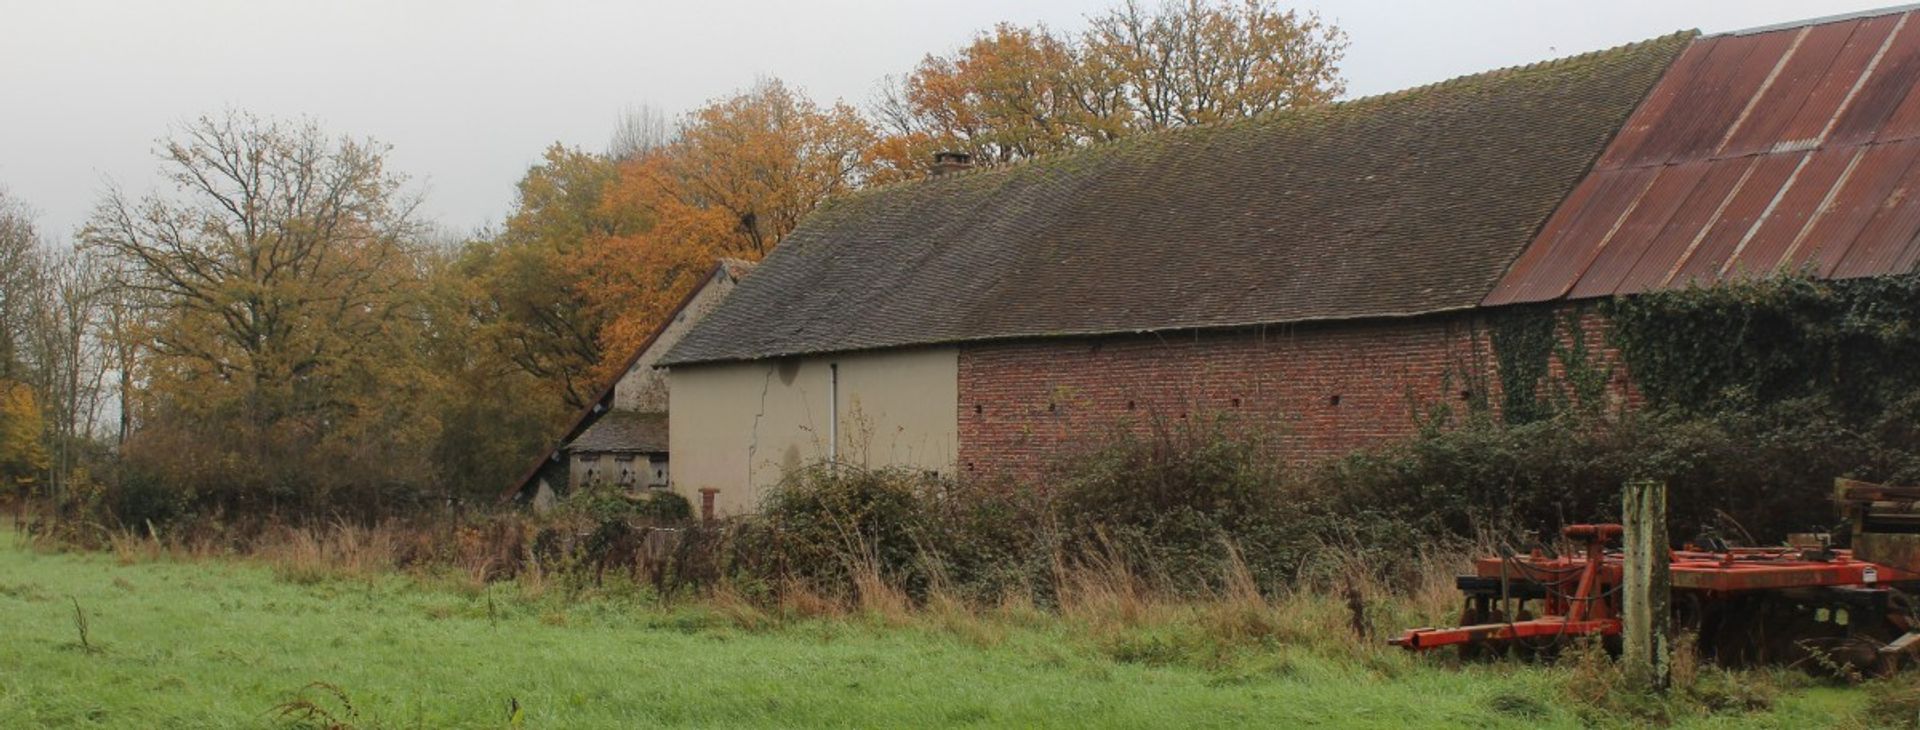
[828,362,839,466]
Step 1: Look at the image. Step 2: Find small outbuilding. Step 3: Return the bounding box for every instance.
[505,258,754,509]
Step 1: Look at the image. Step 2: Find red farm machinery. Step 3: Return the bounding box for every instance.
[1392,479,1920,673]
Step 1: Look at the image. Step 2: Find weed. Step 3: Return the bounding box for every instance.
[69,596,97,654]
[1485,690,1550,719]
[1861,678,1920,729]
[270,682,359,729]
[485,586,499,627]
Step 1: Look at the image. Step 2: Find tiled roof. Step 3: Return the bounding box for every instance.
[661,33,1694,366]
[567,410,668,454]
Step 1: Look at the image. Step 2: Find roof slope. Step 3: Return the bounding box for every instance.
[1488,7,1920,305]
[501,259,753,501]
[569,411,668,454]
[662,33,1693,366]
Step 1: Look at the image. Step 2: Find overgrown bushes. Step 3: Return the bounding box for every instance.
[742,416,1432,604]
[51,401,1895,609]
[1322,408,1875,547]
[37,272,1920,621]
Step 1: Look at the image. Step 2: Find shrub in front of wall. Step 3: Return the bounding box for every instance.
[1317,404,1901,549]
[918,474,1058,602]
[554,482,693,524]
[1049,415,1305,594]
[758,464,938,596]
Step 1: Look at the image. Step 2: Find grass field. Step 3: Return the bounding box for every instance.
[0,531,1901,729]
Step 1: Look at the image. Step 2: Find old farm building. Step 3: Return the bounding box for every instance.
[509,259,753,507]
[651,7,1920,517]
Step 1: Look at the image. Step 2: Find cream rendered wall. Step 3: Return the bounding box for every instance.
[667,347,958,516]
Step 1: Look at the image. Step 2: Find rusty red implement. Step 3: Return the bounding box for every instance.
[1392,515,1920,672]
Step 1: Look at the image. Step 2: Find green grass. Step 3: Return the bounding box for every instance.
[0,533,1889,729]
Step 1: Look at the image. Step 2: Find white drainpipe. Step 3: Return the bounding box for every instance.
[828,363,839,466]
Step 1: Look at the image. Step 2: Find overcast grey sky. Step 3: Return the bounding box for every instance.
[0,0,1897,239]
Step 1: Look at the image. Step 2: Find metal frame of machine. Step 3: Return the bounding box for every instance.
[1391,480,1920,671]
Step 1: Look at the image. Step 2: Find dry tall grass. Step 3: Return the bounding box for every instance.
[42,507,1481,671]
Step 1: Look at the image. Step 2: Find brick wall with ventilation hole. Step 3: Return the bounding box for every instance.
[955,309,1631,483]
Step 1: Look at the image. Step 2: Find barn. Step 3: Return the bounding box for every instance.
[658,7,1920,517]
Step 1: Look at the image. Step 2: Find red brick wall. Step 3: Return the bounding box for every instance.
[957,314,1486,481]
[956,309,1631,483]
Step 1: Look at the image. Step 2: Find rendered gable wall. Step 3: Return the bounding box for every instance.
[612,268,741,412]
[667,347,959,516]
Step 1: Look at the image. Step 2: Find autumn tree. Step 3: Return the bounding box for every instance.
[23,249,112,499]
[874,24,1085,166]
[873,0,1345,177]
[83,112,435,513]
[651,79,874,259]
[419,242,569,499]
[0,192,50,497]
[1086,0,1345,128]
[0,379,48,498]
[460,145,641,408]
[578,80,874,383]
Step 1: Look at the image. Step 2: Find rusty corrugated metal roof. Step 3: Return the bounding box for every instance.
[1486,7,1920,305]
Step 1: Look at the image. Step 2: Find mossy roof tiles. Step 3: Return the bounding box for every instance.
[662,33,1694,366]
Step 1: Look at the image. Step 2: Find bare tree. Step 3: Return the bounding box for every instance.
[25,249,110,494]
[0,189,45,381]
[607,103,674,161]
[1084,0,1347,129]
[94,261,146,444]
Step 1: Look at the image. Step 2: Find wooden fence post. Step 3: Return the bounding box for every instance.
[1621,478,1672,691]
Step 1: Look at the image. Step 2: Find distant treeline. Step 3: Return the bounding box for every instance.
[0,0,1347,522]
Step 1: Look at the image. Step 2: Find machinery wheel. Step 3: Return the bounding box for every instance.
[1702,592,1905,677]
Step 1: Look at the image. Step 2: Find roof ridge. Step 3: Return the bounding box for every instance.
[1715,3,1919,37]
[1332,30,1700,108]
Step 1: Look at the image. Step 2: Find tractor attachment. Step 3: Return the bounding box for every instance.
[1392,481,1920,672]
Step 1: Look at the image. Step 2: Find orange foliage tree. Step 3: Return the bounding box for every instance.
[496,4,1344,416]
[872,0,1345,178]
[575,80,874,386]
[0,379,47,495]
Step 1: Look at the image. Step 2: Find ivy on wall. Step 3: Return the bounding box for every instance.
[1488,306,1557,424]
[1345,274,1920,543]
[1602,274,1920,420]
[1487,305,1612,425]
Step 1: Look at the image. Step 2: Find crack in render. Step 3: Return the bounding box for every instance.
[747,367,775,491]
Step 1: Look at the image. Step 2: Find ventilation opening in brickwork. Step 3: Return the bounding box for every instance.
[974,403,982,415]
[1126,400,1135,410]
[1329,394,1342,406]
[1230,397,1241,408]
